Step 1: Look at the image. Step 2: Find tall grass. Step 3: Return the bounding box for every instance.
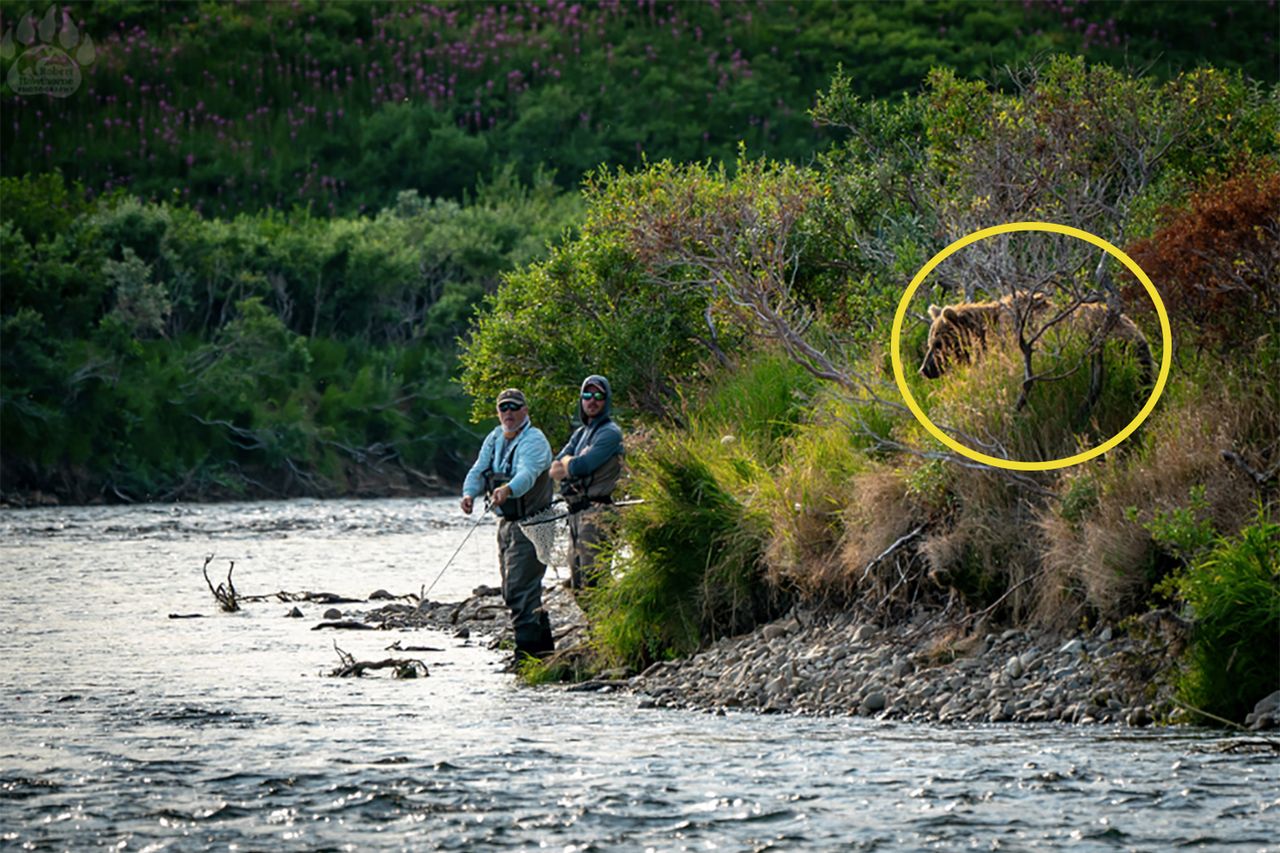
[893,330,1151,620]
[1036,352,1275,625]
[917,331,1148,466]
[586,353,806,669]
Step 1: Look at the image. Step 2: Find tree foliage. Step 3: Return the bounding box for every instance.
[0,171,578,501]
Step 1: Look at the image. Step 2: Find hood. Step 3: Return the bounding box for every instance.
[578,374,613,424]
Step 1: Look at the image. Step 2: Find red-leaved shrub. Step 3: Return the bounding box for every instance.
[1125,163,1280,351]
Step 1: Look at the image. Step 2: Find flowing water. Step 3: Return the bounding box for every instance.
[2,498,1277,851]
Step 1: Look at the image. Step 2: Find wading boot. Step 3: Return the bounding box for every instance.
[511,611,555,666]
[531,610,555,658]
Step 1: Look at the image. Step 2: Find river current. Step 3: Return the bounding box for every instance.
[1,498,1276,850]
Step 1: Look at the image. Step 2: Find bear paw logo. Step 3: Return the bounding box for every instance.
[2,6,96,98]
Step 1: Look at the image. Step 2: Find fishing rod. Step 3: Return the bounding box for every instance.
[421,495,647,600]
[421,498,491,600]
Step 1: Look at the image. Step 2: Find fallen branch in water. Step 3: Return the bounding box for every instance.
[329,642,428,678]
[385,640,445,652]
[240,590,364,605]
[202,556,239,612]
[312,620,376,631]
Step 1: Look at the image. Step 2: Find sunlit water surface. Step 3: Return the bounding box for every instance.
[2,498,1277,850]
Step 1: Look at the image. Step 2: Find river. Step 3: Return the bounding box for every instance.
[2,498,1276,850]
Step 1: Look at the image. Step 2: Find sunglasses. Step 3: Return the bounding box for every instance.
[581,391,606,401]
[498,402,525,412]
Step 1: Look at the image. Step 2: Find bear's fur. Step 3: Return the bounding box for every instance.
[918,293,1153,406]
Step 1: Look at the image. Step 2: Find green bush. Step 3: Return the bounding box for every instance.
[587,428,777,670]
[585,355,804,669]
[459,231,713,429]
[1156,508,1280,724]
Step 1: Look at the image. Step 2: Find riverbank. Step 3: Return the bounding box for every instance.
[355,584,1280,731]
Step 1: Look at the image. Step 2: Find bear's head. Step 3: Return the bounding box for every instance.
[919,303,981,379]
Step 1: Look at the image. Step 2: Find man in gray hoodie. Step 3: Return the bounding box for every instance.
[550,375,624,590]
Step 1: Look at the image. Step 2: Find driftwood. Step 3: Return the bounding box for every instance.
[385,640,445,653]
[202,556,240,612]
[198,558,378,610]
[329,642,428,678]
[241,591,364,605]
[312,620,376,631]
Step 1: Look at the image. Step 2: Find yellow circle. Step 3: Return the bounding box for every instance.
[890,221,1172,471]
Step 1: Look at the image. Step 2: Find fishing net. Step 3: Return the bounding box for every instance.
[518,504,570,568]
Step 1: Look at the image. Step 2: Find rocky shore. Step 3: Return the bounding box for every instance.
[630,608,1180,725]
[345,585,1279,731]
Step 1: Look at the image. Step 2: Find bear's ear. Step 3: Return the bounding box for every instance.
[941,306,962,323]
[928,304,943,320]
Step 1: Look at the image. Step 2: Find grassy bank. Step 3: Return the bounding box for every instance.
[479,58,1280,724]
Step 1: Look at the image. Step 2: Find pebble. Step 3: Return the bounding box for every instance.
[344,582,1259,730]
[628,608,1200,727]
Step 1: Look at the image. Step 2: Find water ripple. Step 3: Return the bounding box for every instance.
[2,498,1278,850]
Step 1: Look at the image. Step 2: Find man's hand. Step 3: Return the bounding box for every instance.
[492,484,512,507]
[461,495,474,515]
[550,457,572,481]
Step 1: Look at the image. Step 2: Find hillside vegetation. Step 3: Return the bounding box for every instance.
[3,0,1276,214]
[461,58,1279,724]
[2,3,1277,723]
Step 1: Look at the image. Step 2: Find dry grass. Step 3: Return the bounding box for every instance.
[834,468,922,596]
[1035,365,1275,626]
[761,390,880,597]
[918,468,1044,619]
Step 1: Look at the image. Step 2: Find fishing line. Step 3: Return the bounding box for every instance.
[422,498,490,600]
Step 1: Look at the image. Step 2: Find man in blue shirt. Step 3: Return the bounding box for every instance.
[550,375,624,590]
[461,388,555,662]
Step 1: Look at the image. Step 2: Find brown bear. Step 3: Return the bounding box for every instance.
[918,292,1153,409]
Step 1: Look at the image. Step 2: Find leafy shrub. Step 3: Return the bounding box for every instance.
[1125,162,1280,352]
[459,231,713,429]
[1156,508,1280,724]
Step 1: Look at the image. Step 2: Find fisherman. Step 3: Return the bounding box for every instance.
[461,388,555,662]
[549,375,624,590]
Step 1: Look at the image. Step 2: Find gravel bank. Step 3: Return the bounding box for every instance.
[626,607,1278,730]
[348,588,1278,730]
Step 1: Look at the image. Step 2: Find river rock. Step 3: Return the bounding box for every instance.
[323,607,343,620]
[762,623,789,642]
[286,606,303,618]
[1245,690,1280,730]
[861,691,887,714]
[1058,638,1084,656]
[369,589,394,600]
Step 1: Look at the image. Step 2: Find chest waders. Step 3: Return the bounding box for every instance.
[485,428,555,662]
